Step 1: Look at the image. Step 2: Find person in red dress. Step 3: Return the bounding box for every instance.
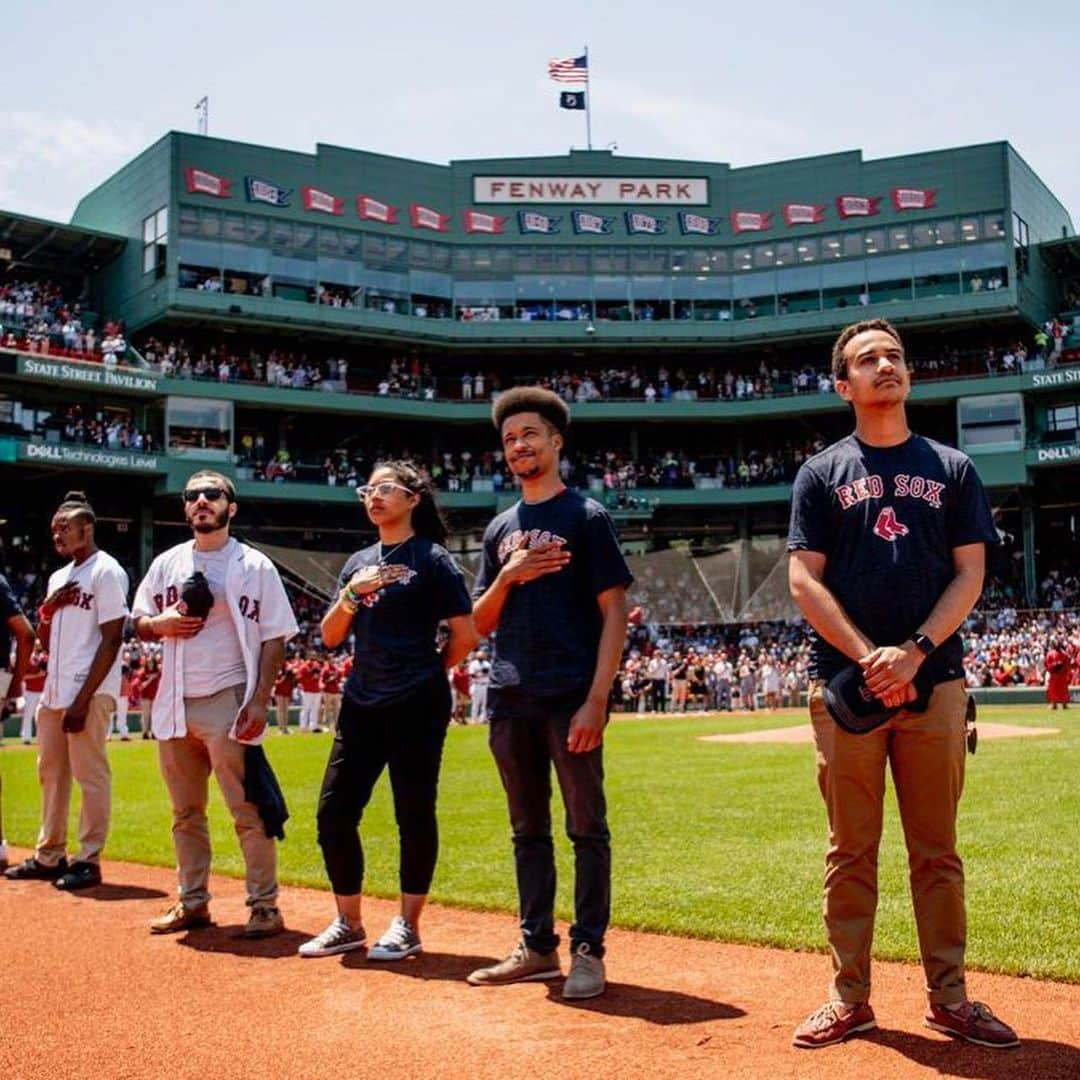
[1045,641,1071,709]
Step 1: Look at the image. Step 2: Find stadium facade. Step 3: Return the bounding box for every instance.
[1,132,1078,620]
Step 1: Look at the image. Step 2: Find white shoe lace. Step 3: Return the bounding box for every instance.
[377,916,416,951]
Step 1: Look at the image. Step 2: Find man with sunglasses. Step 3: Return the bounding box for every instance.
[132,470,298,937]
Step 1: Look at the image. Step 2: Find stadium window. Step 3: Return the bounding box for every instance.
[935,219,957,246]
[514,246,535,272]
[753,245,775,269]
[911,223,935,248]
[199,209,221,239]
[796,238,818,263]
[430,242,451,270]
[632,249,667,274]
[178,207,199,236]
[984,213,1006,238]
[888,226,911,251]
[960,217,981,242]
[270,221,293,252]
[842,232,862,258]
[294,225,317,259]
[142,206,168,277]
[533,248,557,273]
[732,247,753,272]
[863,229,885,255]
[820,235,842,260]
[222,214,247,244]
[246,216,269,246]
[340,231,362,259]
[491,247,514,274]
[318,227,340,256]
[773,241,795,267]
[671,249,690,274]
[1047,404,1079,433]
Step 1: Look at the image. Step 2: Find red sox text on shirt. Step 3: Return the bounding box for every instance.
[835,474,944,511]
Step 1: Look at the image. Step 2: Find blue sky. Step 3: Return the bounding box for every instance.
[3,0,1077,227]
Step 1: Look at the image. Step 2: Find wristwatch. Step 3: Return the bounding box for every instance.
[908,632,936,656]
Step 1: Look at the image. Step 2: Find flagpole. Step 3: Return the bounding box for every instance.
[584,44,592,150]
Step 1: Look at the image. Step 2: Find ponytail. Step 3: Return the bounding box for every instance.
[373,458,448,546]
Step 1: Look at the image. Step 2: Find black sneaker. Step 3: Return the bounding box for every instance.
[4,856,68,881]
[54,861,103,891]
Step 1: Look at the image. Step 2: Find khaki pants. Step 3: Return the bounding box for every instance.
[157,684,277,909]
[275,694,291,732]
[321,692,342,733]
[35,695,114,867]
[810,678,968,1006]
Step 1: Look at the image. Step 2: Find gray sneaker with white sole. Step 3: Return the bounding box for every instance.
[298,915,367,958]
[367,915,423,961]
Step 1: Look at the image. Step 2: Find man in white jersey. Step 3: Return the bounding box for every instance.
[5,492,128,890]
[467,646,491,724]
[133,470,298,937]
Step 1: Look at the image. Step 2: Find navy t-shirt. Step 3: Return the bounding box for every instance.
[474,489,634,698]
[336,536,472,707]
[0,572,24,669]
[787,433,996,683]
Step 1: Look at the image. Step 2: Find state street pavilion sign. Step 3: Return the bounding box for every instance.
[472,177,709,205]
[16,354,161,394]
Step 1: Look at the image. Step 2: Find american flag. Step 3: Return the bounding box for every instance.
[548,54,588,83]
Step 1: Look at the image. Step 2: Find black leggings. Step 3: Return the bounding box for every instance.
[316,674,451,896]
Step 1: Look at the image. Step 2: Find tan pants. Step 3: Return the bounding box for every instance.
[35,695,114,867]
[157,684,277,909]
[810,678,968,1006]
[321,692,342,733]
[275,694,291,732]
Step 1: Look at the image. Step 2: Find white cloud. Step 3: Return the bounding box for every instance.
[0,111,147,221]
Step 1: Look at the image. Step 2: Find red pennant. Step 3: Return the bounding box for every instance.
[730,210,773,234]
[783,203,826,226]
[462,210,507,235]
[891,187,937,211]
[302,186,344,215]
[184,167,232,198]
[410,203,451,232]
[356,195,400,224]
[836,195,881,218]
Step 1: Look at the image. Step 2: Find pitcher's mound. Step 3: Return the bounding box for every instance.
[700,722,1060,744]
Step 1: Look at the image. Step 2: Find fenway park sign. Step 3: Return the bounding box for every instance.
[472,177,709,205]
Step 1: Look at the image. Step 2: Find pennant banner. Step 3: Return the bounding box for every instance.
[410,203,451,232]
[783,202,826,226]
[302,186,344,215]
[892,187,937,211]
[559,91,586,110]
[677,212,721,236]
[517,210,561,234]
[625,211,667,236]
[356,194,400,224]
[836,194,881,219]
[572,211,615,235]
[245,176,291,207]
[463,210,507,235]
[184,167,232,198]
[731,210,772,234]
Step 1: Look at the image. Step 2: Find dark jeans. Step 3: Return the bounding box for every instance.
[316,674,451,896]
[488,688,611,957]
[649,679,667,713]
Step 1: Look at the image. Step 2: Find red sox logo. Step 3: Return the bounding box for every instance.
[873,506,909,542]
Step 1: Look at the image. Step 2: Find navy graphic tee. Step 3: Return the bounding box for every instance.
[787,433,996,683]
[0,572,24,669]
[336,536,472,707]
[474,488,634,698]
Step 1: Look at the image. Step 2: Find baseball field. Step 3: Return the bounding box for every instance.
[3,702,1077,982]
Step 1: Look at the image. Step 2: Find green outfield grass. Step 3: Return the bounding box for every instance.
[2,704,1077,981]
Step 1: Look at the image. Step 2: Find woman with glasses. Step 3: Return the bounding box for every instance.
[299,460,477,961]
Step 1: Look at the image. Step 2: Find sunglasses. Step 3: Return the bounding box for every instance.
[182,486,229,503]
[357,481,414,500]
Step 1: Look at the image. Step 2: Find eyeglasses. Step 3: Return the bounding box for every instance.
[183,486,228,503]
[357,481,414,500]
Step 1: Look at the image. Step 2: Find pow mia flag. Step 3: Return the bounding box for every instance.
[559,90,586,110]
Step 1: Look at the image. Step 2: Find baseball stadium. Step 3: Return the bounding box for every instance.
[1,129,1079,1078]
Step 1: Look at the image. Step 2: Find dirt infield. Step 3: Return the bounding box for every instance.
[700,722,1061,744]
[2,849,1078,1079]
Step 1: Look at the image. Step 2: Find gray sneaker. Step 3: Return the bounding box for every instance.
[367,915,423,961]
[298,915,366,958]
[467,940,561,985]
[563,943,605,1000]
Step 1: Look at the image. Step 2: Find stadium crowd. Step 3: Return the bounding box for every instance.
[0,279,126,361]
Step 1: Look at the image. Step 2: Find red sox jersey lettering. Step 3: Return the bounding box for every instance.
[836,473,945,511]
[497,529,568,564]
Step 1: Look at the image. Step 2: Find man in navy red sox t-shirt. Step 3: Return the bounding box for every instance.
[467,387,632,1001]
[787,319,1017,1050]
